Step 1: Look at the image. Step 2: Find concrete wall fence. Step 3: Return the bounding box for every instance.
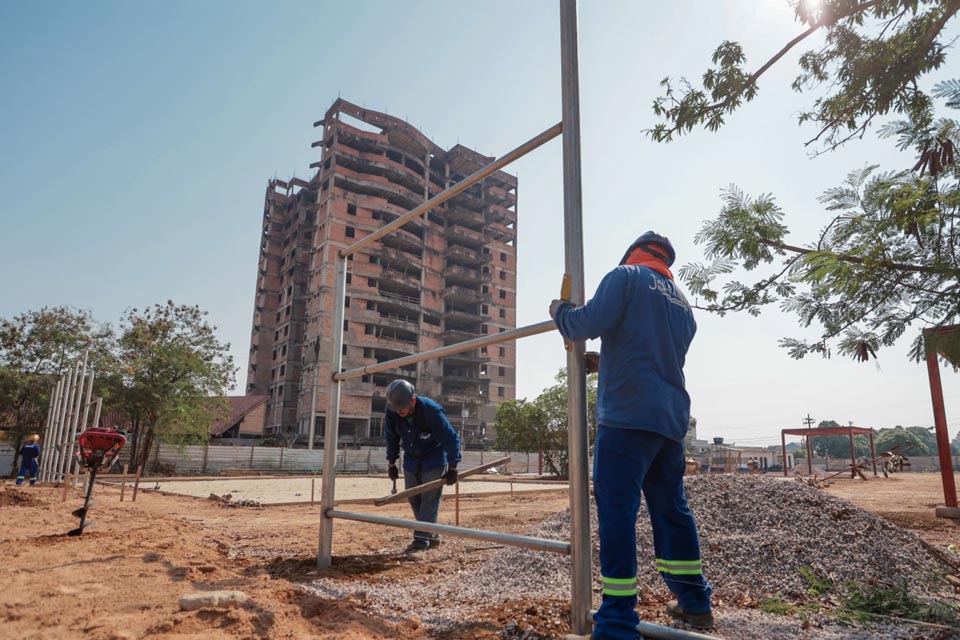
[127,443,540,476]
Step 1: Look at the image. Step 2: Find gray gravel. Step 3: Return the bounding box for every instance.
[305,475,959,639]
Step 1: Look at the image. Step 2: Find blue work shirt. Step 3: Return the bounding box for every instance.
[19,443,41,461]
[385,395,462,472]
[553,265,696,442]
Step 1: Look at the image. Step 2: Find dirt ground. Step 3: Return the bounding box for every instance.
[1,472,958,639]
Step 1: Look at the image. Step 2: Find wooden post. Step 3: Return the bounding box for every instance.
[869,430,878,477]
[119,464,129,502]
[61,472,72,502]
[202,444,209,475]
[781,432,788,477]
[806,436,814,476]
[249,446,255,469]
[848,430,857,479]
[311,477,315,504]
[131,465,143,502]
[279,447,285,470]
[455,479,460,526]
[925,334,958,509]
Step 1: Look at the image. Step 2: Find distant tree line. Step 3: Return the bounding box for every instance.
[0,303,235,476]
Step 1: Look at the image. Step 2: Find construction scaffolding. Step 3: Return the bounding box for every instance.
[313,0,596,635]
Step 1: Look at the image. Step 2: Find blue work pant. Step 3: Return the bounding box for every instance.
[16,459,38,485]
[404,465,444,543]
[593,426,712,640]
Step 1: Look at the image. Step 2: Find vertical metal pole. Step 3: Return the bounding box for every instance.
[63,362,93,481]
[60,352,88,481]
[318,256,347,567]
[924,332,958,508]
[806,437,813,476]
[869,430,877,477]
[40,377,63,481]
[308,363,319,450]
[50,363,78,482]
[559,0,591,634]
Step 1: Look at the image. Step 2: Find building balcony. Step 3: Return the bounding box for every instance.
[442,285,491,305]
[486,204,517,225]
[442,309,488,325]
[443,328,481,343]
[445,244,492,267]
[444,264,491,287]
[445,223,485,247]
[446,204,486,227]
[441,350,490,365]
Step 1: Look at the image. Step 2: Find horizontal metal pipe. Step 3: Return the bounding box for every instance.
[586,610,722,640]
[339,123,562,258]
[334,320,556,381]
[374,457,510,506]
[328,509,570,555]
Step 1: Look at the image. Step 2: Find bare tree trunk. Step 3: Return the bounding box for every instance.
[138,428,155,471]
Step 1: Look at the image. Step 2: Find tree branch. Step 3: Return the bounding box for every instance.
[759,238,938,273]
[697,0,886,116]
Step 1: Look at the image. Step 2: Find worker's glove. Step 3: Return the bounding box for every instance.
[583,351,600,374]
[442,466,458,486]
[388,464,399,481]
[549,299,567,319]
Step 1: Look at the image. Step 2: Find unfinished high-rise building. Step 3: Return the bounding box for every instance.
[246,99,518,447]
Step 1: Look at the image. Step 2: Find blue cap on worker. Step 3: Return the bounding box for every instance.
[386,379,416,411]
[619,231,676,266]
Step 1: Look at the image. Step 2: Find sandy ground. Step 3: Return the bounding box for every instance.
[135,475,568,504]
[0,471,957,639]
[824,472,960,549]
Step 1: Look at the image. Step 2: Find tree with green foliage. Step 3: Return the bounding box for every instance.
[495,368,597,478]
[874,424,938,454]
[109,302,235,469]
[652,1,960,363]
[952,430,960,454]
[811,420,874,458]
[0,307,112,476]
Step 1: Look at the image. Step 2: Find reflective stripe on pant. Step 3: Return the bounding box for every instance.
[592,426,712,640]
[404,465,444,542]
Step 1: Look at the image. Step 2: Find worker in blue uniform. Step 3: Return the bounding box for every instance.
[384,379,461,553]
[550,231,713,638]
[17,434,41,486]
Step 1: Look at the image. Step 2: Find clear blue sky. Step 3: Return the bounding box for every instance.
[3,1,959,447]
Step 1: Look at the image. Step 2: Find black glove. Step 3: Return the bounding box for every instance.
[442,467,458,486]
[388,464,399,481]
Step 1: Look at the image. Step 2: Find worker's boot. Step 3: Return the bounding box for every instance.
[427,536,441,548]
[405,539,429,554]
[666,600,714,630]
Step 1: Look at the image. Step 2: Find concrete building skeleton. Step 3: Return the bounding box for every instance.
[246,99,518,446]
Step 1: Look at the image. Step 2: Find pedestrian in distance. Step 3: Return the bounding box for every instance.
[16,434,41,486]
[384,379,461,554]
[549,231,714,639]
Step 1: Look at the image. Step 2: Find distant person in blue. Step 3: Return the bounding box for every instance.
[17,434,41,486]
[384,379,461,553]
[549,231,714,638]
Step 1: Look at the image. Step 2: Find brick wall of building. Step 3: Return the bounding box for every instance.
[247,99,517,447]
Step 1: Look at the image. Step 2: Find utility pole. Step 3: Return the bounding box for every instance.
[803,414,815,429]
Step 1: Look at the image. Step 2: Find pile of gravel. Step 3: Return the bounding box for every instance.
[306,475,956,637]
[470,475,950,603]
